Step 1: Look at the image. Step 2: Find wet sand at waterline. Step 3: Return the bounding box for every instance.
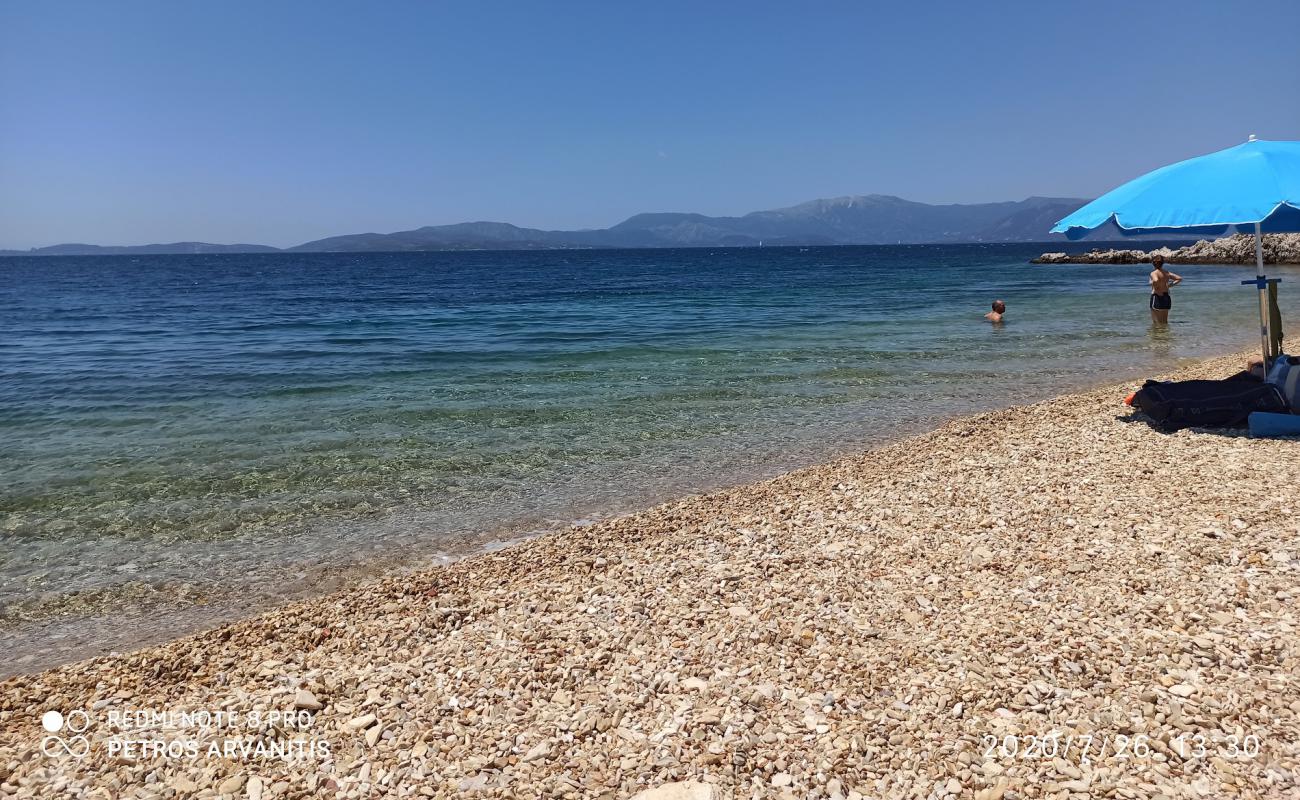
[2,352,1297,799]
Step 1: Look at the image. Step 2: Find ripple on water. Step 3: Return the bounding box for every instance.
[2,247,1296,669]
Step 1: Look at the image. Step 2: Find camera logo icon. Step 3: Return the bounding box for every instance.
[40,710,92,759]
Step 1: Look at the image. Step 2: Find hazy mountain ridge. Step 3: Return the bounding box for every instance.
[288,194,1096,252]
[0,241,280,256]
[4,195,1101,255]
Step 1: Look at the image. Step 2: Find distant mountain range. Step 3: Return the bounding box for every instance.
[3,194,1122,256]
[0,241,281,256]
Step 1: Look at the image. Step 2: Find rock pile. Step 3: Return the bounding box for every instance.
[1,353,1297,799]
[1033,233,1300,265]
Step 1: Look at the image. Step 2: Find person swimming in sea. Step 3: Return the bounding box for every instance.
[985,299,1006,324]
[1149,255,1182,324]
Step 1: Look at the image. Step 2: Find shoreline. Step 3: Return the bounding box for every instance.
[3,350,1298,798]
[1,349,1246,678]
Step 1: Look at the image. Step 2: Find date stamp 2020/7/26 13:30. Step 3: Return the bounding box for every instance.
[982,732,1265,764]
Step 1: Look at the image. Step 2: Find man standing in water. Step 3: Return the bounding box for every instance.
[1149,255,1182,324]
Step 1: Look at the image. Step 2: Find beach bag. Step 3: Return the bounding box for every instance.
[1265,355,1300,409]
[1134,379,1288,431]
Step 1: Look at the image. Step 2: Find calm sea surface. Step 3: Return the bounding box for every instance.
[2,244,1296,671]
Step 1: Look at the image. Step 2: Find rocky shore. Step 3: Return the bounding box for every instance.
[1033,233,1300,265]
[2,352,1298,799]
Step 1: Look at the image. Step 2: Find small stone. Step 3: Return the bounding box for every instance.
[772,772,793,787]
[521,740,553,762]
[458,773,490,792]
[1169,684,1196,698]
[293,690,323,711]
[348,713,377,730]
[217,775,246,795]
[629,781,719,800]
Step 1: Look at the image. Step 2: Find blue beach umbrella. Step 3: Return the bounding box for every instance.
[1051,136,1300,367]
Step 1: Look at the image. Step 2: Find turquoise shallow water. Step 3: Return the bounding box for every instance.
[1,244,1296,670]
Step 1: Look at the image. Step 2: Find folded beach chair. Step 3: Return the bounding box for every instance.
[1267,280,1284,361]
[1267,355,1300,406]
[1245,274,1285,370]
[1248,355,1300,436]
[1243,277,1300,436]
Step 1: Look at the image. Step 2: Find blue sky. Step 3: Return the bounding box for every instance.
[2,0,1298,249]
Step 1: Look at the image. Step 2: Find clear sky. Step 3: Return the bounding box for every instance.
[2,0,1298,249]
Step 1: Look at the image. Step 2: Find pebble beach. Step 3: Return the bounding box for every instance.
[1,352,1297,800]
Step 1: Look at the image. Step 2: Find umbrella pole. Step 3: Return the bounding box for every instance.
[1253,222,1270,371]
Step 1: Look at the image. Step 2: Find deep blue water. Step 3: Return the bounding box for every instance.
[2,244,1295,668]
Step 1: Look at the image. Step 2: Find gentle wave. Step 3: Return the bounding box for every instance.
[1,245,1295,661]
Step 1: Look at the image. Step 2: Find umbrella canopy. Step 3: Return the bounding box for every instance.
[1052,137,1300,240]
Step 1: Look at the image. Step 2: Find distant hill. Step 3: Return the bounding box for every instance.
[5,194,1140,255]
[287,195,1096,252]
[0,242,280,256]
[287,222,576,253]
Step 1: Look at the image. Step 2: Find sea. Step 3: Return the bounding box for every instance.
[2,244,1296,673]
